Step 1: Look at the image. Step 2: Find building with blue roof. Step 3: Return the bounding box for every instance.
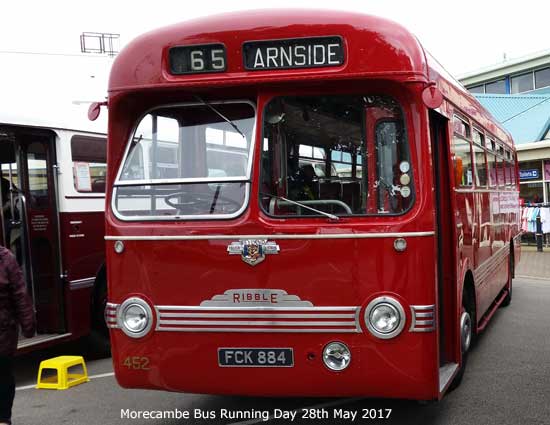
[459,52,550,204]
[474,94,550,145]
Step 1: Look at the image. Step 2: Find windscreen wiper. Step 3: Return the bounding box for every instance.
[194,96,245,139]
[261,192,339,221]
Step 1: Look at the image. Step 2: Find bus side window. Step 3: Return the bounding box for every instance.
[487,152,498,187]
[375,120,412,213]
[472,144,487,188]
[71,136,107,193]
[497,155,506,189]
[451,135,473,187]
[505,160,513,188]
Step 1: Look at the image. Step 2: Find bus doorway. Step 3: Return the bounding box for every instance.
[429,110,459,390]
[0,127,65,340]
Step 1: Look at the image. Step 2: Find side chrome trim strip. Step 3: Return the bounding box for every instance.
[473,242,510,286]
[409,305,435,332]
[17,333,73,350]
[105,231,435,241]
[69,277,96,290]
[105,303,119,329]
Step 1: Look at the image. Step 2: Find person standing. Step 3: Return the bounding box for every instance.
[0,245,35,425]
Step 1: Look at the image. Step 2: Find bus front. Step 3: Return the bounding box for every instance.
[105,11,441,400]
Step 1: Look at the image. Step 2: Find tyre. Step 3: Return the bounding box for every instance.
[448,286,475,391]
[88,276,111,357]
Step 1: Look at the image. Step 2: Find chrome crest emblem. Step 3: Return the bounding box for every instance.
[227,239,280,266]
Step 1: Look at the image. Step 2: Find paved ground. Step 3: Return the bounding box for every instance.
[10,276,550,425]
[515,248,550,280]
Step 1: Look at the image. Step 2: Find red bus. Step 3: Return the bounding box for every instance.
[104,10,521,400]
[1,102,109,353]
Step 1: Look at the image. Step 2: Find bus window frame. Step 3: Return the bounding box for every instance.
[472,127,487,189]
[496,148,506,189]
[111,99,257,222]
[258,92,416,219]
[452,114,474,188]
[70,135,107,193]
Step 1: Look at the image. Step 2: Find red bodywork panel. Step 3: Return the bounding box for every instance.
[60,211,105,337]
[105,10,519,400]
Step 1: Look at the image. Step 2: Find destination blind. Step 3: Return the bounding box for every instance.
[243,36,344,70]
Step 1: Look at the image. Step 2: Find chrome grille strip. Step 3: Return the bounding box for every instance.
[409,305,435,332]
[155,305,362,333]
[156,327,360,333]
[158,320,355,326]
[158,312,356,319]
[156,306,358,311]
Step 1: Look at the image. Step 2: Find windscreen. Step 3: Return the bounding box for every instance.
[260,95,413,217]
[113,101,255,219]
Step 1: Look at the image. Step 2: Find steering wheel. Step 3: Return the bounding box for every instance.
[164,190,241,213]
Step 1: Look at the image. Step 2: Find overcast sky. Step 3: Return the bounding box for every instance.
[2,0,550,103]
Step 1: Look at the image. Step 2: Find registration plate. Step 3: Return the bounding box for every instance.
[218,348,293,367]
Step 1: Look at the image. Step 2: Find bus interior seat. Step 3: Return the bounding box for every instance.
[342,181,361,212]
[91,179,106,193]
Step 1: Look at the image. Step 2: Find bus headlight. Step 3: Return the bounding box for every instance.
[364,296,405,339]
[118,297,154,338]
[322,342,351,371]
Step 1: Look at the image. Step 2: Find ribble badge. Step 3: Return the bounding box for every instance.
[169,43,227,75]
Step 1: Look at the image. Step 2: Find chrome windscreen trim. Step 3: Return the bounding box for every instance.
[111,99,256,222]
[111,182,251,222]
[115,176,249,187]
[154,305,362,333]
[105,231,435,241]
[409,305,435,332]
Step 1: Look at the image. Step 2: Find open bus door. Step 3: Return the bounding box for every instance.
[0,127,65,346]
[429,110,461,394]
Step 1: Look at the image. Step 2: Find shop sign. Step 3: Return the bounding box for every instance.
[520,169,539,180]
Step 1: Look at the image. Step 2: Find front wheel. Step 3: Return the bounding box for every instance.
[88,277,111,357]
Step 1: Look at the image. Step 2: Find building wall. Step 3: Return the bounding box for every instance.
[517,143,550,203]
[459,51,550,95]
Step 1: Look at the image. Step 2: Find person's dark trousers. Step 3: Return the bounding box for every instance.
[0,355,15,424]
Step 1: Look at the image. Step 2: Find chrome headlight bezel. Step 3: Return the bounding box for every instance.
[117,297,154,338]
[364,296,406,339]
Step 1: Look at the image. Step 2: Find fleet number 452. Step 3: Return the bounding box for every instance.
[122,356,150,370]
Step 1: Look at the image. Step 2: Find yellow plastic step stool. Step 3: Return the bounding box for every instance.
[36,356,90,390]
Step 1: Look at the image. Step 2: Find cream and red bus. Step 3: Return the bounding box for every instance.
[103,10,520,400]
[1,98,109,352]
